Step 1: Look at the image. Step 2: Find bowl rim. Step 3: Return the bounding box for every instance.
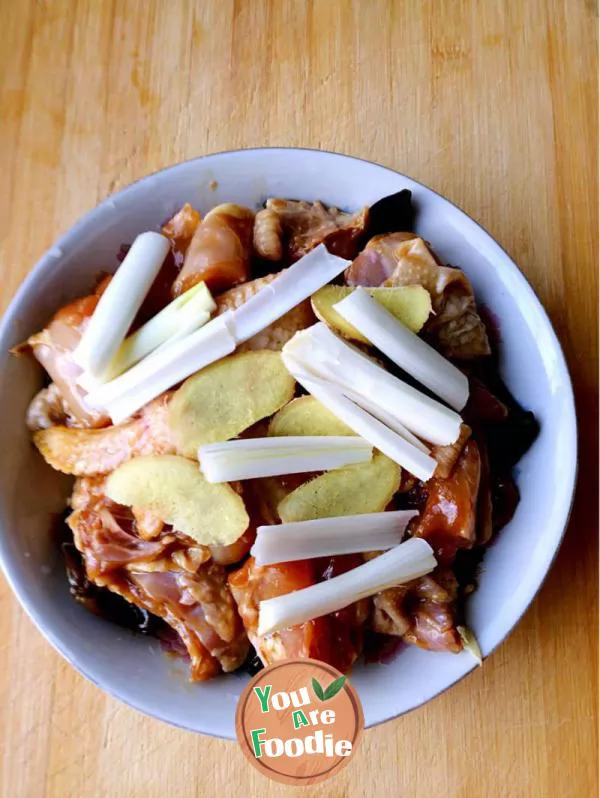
[0,147,578,736]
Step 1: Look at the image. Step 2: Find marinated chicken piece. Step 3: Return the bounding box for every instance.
[68,506,171,572]
[216,272,316,351]
[371,569,462,653]
[346,235,491,359]
[266,199,369,261]
[161,203,201,260]
[71,477,212,566]
[71,477,253,564]
[410,439,481,564]
[33,393,175,476]
[371,583,412,637]
[171,546,212,573]
[208,527,256,566]
[404,571,462,652]
[229,555,368,673]
[173,204,254,296]
[130,565,248,675]
[26,383,73,431]
[68,496,248,680]
[70,475,108,511]
[431,423,472,479]
[316,554,370,672]
[253,208,283,261]
[132,507,165,540]
[23,277,112,428]
[345,232,417,284]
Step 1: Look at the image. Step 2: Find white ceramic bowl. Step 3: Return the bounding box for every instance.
[0,149,577,738]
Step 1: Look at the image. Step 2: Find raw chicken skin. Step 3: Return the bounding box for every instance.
[266,199,369,261]
[33,393,175,476]
[216,272,316,351]
[173,204,254,295]
[26,383,73,431]
[161,203,201,261]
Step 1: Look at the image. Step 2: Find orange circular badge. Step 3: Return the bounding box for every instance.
[236,658,364,785]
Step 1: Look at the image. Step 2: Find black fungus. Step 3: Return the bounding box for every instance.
[453,547,486,597]
[242,647,265,676]
[491,474,521,533]
[485,411,540,472]
[366,189,416,238]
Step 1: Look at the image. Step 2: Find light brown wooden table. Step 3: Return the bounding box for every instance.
[0,2,597,796]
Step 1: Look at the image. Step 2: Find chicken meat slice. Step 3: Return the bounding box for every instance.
[216,272,316,351]
[346,234,491,359]
[33,393,175,476]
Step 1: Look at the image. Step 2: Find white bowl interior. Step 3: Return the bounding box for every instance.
[0,149,577,738]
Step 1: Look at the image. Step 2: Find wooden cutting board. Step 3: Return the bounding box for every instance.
[0,2,597,797]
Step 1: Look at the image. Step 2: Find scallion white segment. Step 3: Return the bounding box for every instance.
[230,244,350,344]
[251,509,418,565]
[282,357,437,480]
[339,384,429,453]
[257,537,436,636]
[85,312,236,424]
[334,287,469,410]
[151,309,212,356]
[198,436,373,483]
[73,232,170,377]
[78,282,216,389]
[282,323,462,446]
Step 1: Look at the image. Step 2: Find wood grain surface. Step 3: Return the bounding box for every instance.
[0,2,597,797]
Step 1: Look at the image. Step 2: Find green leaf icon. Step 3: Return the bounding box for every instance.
[311,677,325,701]
[323,675,346,701]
